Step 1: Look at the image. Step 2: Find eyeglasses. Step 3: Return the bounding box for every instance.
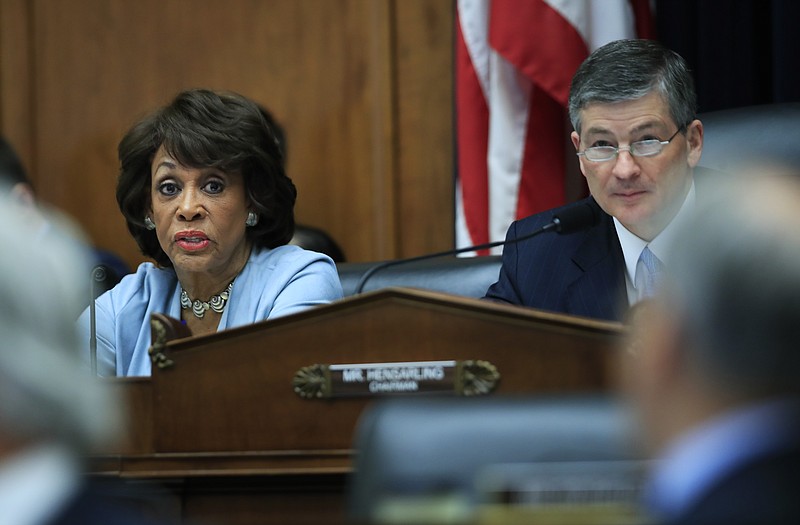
[576,126,686,162]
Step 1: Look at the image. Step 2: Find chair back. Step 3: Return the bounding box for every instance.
[697,102,800,172]
[337,255,502,298]
[347,394,640,522]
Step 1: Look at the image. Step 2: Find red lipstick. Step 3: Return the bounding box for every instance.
[174,230,210,251]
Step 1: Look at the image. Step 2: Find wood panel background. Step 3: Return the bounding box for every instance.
[0,0,454,266]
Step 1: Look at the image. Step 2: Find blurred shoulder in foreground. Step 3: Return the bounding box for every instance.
[0,192,173,524]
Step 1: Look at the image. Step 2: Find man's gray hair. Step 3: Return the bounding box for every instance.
[664,171,800,397]
[568,39,697,135]
[0,189,121,451]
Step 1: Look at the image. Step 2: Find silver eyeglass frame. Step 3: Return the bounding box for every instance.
[576,125,687,162]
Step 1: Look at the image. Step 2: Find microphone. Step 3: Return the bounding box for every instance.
[353,199,603,294]
[89,264,109,376]
[550,198,603,234]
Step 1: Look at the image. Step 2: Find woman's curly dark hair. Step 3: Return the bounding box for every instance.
[116,89,296,267]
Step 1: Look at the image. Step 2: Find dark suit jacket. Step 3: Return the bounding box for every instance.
[663,444,800,525]
[484,195,627,321]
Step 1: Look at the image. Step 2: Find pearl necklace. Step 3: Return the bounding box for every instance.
[180,280,234,319]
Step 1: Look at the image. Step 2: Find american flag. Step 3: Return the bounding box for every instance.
[455,0,654,253]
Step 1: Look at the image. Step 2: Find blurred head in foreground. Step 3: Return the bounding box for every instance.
[621,168,800,522]
[0,135,48,233]
[0,190,121,457]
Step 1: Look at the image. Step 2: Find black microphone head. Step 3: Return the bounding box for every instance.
[551,199,603,234]
[92,264,109,282]
[91,264,122,300]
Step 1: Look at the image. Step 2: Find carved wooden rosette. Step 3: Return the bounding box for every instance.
[291,363,331,399]
[148,313,192,370]
[456,359,501,396]
[148,317,174,370]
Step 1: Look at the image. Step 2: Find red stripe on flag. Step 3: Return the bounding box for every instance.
[489,0,589,106]
[455,12,490,248]
[515,87,567,219]
[630,0,657,39]
[490,0,590,218]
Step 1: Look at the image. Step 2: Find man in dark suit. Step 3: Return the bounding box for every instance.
[485,39,704,321]
[0,192,172,524]
[622,172,800,524]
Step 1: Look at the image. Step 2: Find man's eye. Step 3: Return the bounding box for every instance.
[591,140,613,148]
[158,182,179,196]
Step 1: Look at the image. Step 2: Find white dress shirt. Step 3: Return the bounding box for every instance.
[614,182,696,305]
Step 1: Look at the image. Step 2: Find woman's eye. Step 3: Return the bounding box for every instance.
[204,180,224,194]
[158,182,179,196]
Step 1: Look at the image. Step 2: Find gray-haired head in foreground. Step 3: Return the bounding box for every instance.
[664,170,800,398]
[568,39,697,135]
[0,190,122,452]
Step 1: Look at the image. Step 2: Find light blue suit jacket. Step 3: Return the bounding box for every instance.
[78,245,343,376]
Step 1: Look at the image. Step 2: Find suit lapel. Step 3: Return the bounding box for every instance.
[565,214,628,321]
[560,171,717,322]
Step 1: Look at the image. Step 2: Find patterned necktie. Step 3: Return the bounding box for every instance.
[635,246,665,300]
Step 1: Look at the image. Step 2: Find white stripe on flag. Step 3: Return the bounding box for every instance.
[546,0,636,51]
[458,0,492,100]
[454,179,477,257]
[487,51,531,252]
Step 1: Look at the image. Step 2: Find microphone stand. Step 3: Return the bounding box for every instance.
[352,198,602,295]
[89,265,107,376]
[353,224,557,295]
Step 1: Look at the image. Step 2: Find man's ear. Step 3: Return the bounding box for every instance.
[571,131,588,177]
[570,130,581,151]
[619,300,686,405]
[621,299,695,455]
[686,119,704,168]
[650,309,685,384]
